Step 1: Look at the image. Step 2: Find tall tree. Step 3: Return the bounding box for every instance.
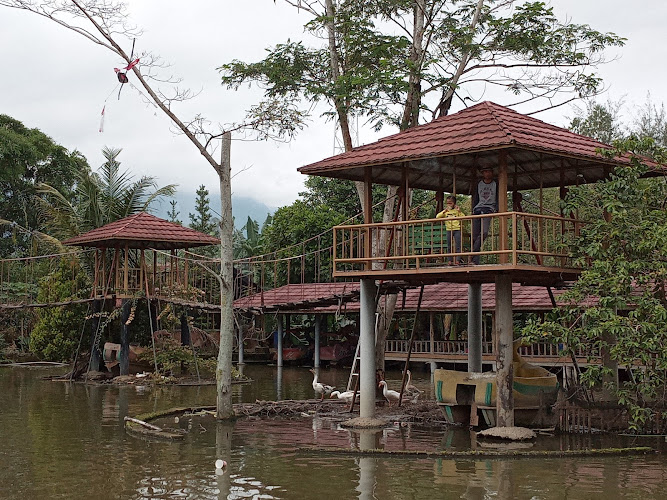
[189,184,218,235]
[0,0,302,418]
[221,0,623,368]
[0,114,88,257]
[167,200,181,225]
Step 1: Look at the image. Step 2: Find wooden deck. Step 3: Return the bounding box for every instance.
[333,211,584,285]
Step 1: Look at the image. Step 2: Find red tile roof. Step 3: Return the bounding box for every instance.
[298,101,661,192]
[234,281,566,313]
[62,212,220,250]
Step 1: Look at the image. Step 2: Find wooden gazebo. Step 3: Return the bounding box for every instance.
[63,212,219,375]
[299,101,658,285]
[298,101,661,426]
[63,212,219,301]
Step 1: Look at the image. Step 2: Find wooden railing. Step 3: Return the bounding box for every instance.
[333,211,583,274]
[385,340,585,359]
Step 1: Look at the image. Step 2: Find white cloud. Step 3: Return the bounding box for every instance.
[0,0,664,208]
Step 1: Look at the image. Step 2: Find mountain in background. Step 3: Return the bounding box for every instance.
[154,192,276,229]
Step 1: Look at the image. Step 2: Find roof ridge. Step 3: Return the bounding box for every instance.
[484,101,515,143]
[111,212,145,238]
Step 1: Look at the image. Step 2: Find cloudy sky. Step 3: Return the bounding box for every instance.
[1,1,665,210]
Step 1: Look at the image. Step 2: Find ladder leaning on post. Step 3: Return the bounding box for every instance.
[346,313,379,412]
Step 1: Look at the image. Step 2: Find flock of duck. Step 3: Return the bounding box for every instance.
[309,368,423,406]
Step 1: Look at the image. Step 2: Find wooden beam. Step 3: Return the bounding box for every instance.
[498,150,509,264]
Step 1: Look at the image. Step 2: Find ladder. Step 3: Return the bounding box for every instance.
[346,313,379,392]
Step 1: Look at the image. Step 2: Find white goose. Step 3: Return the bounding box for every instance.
[309,369,335,401]
[329,390,360,405]
[378,380,400,405]
[404,370,423,403]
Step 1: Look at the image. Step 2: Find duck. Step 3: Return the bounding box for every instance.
[329,390,361,405]
[309,368,335,401]
[378,380,400,405]
[404,370,423,403]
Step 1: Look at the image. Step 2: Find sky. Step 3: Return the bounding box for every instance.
[1,1,665,211]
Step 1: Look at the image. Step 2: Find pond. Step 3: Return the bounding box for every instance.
[1,364,665,499]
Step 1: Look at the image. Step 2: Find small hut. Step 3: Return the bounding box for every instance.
[63,212,219,375]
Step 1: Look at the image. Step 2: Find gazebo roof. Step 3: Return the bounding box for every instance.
[62,212,220,250]
[233,282,567,313]
[299,101,660,192]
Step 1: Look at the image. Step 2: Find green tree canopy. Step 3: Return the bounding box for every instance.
[522,138,667,432]
[0,114,88,256]
[36,147,177,240]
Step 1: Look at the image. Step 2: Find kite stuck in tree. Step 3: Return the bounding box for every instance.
[114,58,139,84]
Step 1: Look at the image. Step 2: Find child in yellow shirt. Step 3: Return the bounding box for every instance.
[436,195,465,264]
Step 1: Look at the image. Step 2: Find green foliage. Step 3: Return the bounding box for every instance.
[29,257,90,361]
[36,147,177,241]
[522,139,667,432]
[0,114,88,257]
[220,1,624,133]
[189,184,218,235]
[167,200,181,224]
[569,99,624,144]
[140,337,219,377]
[261,200,347,284]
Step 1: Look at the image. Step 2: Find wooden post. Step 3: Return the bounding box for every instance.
[152,251,157,296]
[139,249,145,294]
[89,298,102,372]
[238,318,245,366]
[314,315,321,368]
[364,167,373,270]
[468,283,483,372]
[93,249,99,297]
[114,247,121,291]
[120,299,131,376]
[495,274,514,427]
[277,314,284,368]
[123,244,129,293]
[429,312,435,356]
[498,150,508,264]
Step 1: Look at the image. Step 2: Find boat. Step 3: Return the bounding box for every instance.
[434,340,559,427]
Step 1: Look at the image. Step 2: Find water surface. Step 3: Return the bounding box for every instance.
[1,364,665,499]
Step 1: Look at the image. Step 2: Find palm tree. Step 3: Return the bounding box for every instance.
[36,147,176,239]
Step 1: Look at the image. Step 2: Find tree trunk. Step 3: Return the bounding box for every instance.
[216,132,234,420]
[436,0,486,118]
[400,0,426,130]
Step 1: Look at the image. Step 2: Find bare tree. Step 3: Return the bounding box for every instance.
[0,0,303,418]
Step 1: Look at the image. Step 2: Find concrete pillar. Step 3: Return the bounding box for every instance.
[314,315,321,368]
[360,278,377,419]
[277,314,284,367]
[120,299,130,376]
[495,274,514,427]
[468,283,483,372]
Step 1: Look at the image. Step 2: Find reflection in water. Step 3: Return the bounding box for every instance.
[276,366,283,400]
[357,430,380,500]
[215,420,233,499]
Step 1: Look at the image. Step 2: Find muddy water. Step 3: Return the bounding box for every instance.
[0,364,665,499]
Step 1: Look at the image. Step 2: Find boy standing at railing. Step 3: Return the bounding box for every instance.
[471,166,498,264]
[437,195,465,264]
